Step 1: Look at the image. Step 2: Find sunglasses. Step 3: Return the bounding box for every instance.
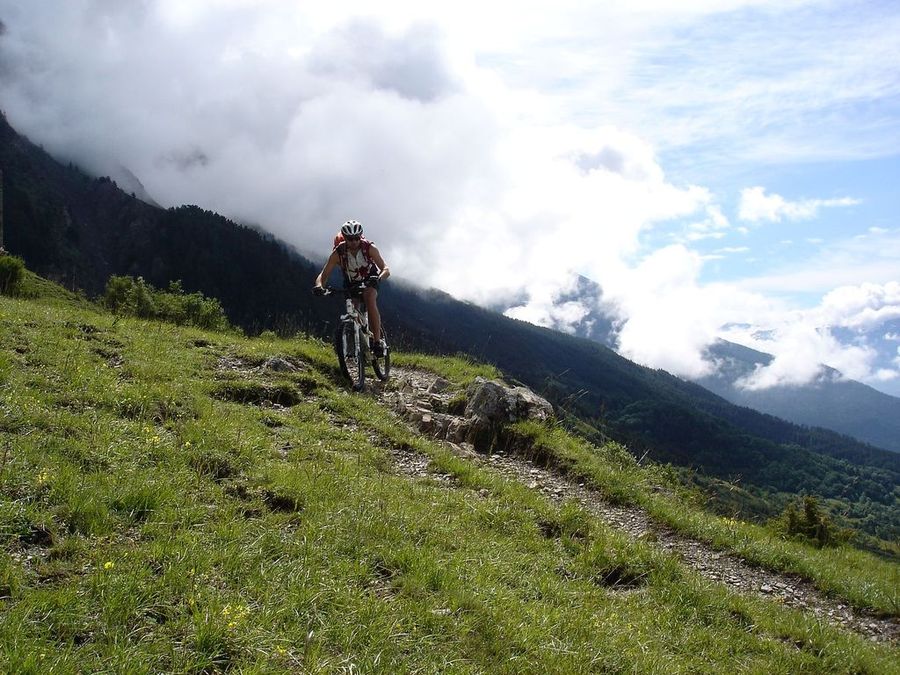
[345,235,361,242]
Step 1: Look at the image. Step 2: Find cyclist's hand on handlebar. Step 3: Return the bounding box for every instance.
[312,285,329,297]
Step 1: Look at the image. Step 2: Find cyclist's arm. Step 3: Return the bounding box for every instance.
[315,250,341,288]
[369,245,390,281]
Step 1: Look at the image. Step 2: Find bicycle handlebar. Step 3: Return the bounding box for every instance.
[313,279,377,297]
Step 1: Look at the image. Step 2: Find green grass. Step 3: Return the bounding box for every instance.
[393,352,501,387]
[506,420,900,616]
[8,269,91,307]
[1,286,898,672]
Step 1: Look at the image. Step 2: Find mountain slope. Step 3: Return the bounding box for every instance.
[699,340,900,453]
[2,112,898,541]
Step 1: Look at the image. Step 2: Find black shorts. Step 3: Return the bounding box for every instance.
[344,271,379,298]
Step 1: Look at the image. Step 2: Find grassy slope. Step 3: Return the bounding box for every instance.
[1,290,898,673]
[505,423,900,615]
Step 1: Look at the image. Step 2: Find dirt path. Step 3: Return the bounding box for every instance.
[378,368,899,644]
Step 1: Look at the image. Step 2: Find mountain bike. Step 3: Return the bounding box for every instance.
[315,281,390,391]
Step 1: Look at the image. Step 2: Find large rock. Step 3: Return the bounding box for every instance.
[464,377,554,449]
[465,377,554,423]
[388,370,554,452]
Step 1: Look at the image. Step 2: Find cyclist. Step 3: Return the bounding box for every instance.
[313,220,391,355]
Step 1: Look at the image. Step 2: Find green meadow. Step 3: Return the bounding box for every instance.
[0,279,897,673]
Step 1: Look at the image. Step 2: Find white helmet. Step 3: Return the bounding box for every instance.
[341,220,363,237]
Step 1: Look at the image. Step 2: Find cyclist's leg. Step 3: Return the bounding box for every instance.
[363,287,381,343]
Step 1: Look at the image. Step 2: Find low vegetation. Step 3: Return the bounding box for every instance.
[0,275,897,672]
[774,495,849,549]
[0,254,25,296]
[103,275,231,332]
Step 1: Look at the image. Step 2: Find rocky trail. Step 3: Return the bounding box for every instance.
[376,368,899,644]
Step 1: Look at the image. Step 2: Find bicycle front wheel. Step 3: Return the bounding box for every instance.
[355,327,366,391]
[334,321,359,383]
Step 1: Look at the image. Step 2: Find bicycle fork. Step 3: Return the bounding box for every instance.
[342,301,368,390]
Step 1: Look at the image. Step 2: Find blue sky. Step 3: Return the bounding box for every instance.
[646,154,899,291]
[1,0,898,393]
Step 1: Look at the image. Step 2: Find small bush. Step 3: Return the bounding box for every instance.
[774,495,849,548]
[103,276,230,331]
[0,255,26,296]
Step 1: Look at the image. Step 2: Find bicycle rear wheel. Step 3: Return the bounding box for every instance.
[372,329,390,381]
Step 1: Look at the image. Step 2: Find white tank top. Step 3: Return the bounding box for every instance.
[345,246,372,281]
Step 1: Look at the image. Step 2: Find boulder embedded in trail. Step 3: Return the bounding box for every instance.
[261,357,300,373]
[464,377,554,450]
[385,370,555,451]
[464,377,554,423]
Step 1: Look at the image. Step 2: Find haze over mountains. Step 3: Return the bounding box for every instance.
[699,341,900,454]
[1,112,898,546]
[520,277,900,452]
[513,275,900,453]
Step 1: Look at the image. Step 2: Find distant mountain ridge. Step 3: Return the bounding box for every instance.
[700,340,900,454]
[533,274,900,454]
[2,111,897,543]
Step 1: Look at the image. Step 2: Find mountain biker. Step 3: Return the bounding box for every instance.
[313,220,391,355]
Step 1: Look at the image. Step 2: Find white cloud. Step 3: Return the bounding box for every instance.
[0,1,712,309]
[872,368,899,382]
[505,297,591,335]
[599,245,775,379]
[816,282,900,330]
[730,326,884,390]
[682,204,731,241]
[737,186,860,223]
[720,281,900,390]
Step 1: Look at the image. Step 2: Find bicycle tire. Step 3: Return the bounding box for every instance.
[355,326,366,391]
[334,321,357,382]
[372,328,390,381]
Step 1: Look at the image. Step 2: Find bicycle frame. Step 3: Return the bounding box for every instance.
[341,296,374,349]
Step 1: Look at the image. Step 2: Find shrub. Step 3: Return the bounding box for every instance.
[774,495,850,548]
[0,255,25,296]
[103,276,230,331]
[104,275,155,317]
